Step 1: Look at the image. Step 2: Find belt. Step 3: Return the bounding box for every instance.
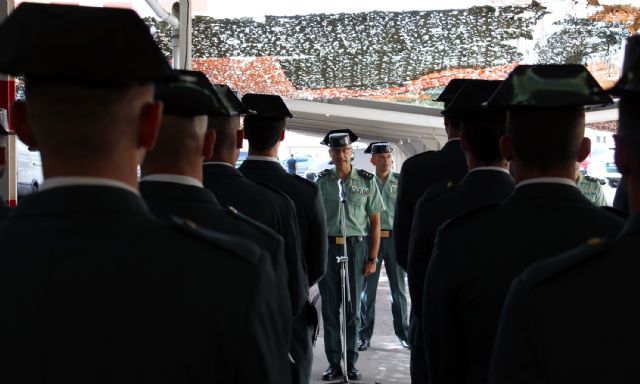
[380,230,392,238]
[329,236,365,245]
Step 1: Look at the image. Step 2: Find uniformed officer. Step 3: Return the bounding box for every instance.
[0,4,289,383]
[423,65,625,384]
[358,142,409,352]
[490,37,640,383]
[575,163,607,205]
[199,82,307,318]
[139,73,292,365]
[239,93,328,384]
[407,79,514,383]
[316,129,384,381]
[394,79,471,272]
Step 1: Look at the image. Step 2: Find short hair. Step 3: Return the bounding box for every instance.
[460,110,507,163]
[208,115,240,153]
[507,107,584,171]
[24,77,152,161]
[243,115,285,152]
[143,115,207,166]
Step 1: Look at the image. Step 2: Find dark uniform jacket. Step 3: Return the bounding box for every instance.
[394,139,468,270]
[202,162,306,316]
[407,169,514,347]
[490,214,640,384]
[239,159,328,286]
[0,200,11,220]
[0,185,291,384]
[138,179,290,318]
[424,182,625,384]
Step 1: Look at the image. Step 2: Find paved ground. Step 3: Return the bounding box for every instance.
[310,264,412,384]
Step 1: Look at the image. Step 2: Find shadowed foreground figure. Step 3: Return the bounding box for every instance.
[0,4,289,383]
[490,36,640,384]
[423,65,625,384]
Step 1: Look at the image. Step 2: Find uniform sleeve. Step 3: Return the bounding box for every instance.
[423,227,465,384]
[237,252,293,384]
[306,186,328,286]
[489,276,540,384]
[366,178,385,215]
[394,166,411,270]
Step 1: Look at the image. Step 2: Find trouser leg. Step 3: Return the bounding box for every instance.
[359,248,382,342]
[383,237,410,341]
[346,238,367,367]
[318,243,342,366]
[290,310,313,384]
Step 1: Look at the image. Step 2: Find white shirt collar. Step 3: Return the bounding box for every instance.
[41,177,140,195]
[469,166,511,174]
[245,155,280,163]
[447,138,461,142]
[139,174,203,188]
[203,161,235,168]
[516,177,577,189]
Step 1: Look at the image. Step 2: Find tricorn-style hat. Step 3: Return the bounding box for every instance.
[155,78,221,117]
[486,64,613,108]
[241,93,294,118]
[609,35,640,96]
[364,142,393,154]
[321,129,359,147]
[176,70,248,116]
[0,3,173,83]
[442,80,503,117]
[435,79,476,108]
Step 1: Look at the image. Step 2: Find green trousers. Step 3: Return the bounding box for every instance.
[318,236,367,367]
[359,236,409,342]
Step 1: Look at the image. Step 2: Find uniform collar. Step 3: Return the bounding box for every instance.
[139,174,203,188]
[469,166,510,174]
[203,161,234,168]
[42,176,139,195]
[245,155,279,163]
[516,177,576,189]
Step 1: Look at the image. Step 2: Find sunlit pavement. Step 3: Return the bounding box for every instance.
[310,264,411,384]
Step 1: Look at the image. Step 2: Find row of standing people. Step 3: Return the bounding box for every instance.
[394,48,639,383]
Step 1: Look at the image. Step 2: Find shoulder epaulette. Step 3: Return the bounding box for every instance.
[224,206,280,239]
[585,175,605,185]
[392,172,400,179]
[317,169,332,178]
[521,237,610,290]
[440,202,500,232]
[422,180,457,203]
[357,169,374,180]
[292,173,319,189]
[168,215,261,264]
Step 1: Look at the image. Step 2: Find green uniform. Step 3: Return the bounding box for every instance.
[316,166,384,367]
[359,172,409,344]
[577,174,607,206]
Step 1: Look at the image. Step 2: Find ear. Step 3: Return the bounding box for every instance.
[236,129,244,149]
[202,129,216,160]
[576,137,591,163]
[459,131,470,152]
[11,101,37,148]
[499,134,514,161]
[370,155,375,166]
[137,101,163,151]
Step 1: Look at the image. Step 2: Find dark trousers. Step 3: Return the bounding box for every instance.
[409,313,429,383]
[359,235,409,343]
[318,236,367,367]
[290,310,313,384]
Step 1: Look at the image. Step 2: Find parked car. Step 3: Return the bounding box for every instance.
[16,139,43,196]
[279,155,312,176]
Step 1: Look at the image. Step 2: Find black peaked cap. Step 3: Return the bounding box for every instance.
[435,78,476,104]
[364,142,393,154]
[442,80,503,116]
[241,93,293,118]
[486,64,613,108]
[610,35,640,96]
[176,70,248,116]
[155,80,221,117]
[0,3,173,83]
[321,129,359,147]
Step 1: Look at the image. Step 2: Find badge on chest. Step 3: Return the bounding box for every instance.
[350,185,369,196]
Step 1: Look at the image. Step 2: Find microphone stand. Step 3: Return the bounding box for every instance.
[337,179,351,383]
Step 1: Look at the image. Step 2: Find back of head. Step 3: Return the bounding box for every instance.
[143,115,208,169]
[243,115,285,152]
[506,107,584,171]
[461,110,507,164]
[210,116,240,159]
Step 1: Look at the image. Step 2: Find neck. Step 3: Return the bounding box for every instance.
[41,153,139,189]
[248,147,278,158]
[376,169,391,182]
[512,161,575,184]
[467,156,509,171]
[211,149,237,166]
[141,159,203,182]
[336,163,352,180]
[448,130,461,140]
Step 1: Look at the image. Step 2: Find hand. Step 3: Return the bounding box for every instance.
[363,259,377,277]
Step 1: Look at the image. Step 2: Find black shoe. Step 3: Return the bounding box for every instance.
[322,365,343,381]
[357,339,370,351]
[400,339,410,350]
[347,366,362,381]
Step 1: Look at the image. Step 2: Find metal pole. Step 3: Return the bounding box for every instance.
[337,179,350,383]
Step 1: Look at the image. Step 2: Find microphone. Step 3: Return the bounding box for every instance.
[338,179,346,202]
